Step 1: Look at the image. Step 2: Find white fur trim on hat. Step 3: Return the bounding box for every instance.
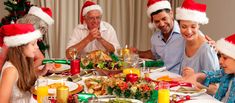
[82,5,103,16]
[4,30,42,47]
[28,6,54,25]
[148,22,156,30]
[216,38,235,59]
[147,1,171,17]
[176,8,209,25]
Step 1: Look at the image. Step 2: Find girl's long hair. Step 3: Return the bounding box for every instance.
[6,46,37,92]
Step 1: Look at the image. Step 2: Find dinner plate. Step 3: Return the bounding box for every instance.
[35,79,78,94]
[53,64,70,73]
[184,99,222,103]
[170,86,207,97]
[93,98,143,103]
[39,64,70,73]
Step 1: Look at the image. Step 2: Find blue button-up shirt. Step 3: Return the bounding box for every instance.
[151,21,184,74]
[203,69,235,103]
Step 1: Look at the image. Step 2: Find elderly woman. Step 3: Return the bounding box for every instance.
[176,0,220,94]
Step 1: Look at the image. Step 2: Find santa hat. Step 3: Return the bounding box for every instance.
[146,0,171,30]
[80,1,103,24]
[0,24,42,47]
[28,6,54,25]
[216,33,235,59]
[176,0,208,25]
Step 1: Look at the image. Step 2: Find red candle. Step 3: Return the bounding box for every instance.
[70,59,80,75]
[126,74,138,83]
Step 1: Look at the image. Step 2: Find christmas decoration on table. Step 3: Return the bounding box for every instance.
[83,74,157,101]
[1,0,33,26]
[42,59,70,65]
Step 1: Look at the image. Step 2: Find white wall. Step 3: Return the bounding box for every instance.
[179,0,235,40]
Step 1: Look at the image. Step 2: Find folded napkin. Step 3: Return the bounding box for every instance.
[42,59,70,64]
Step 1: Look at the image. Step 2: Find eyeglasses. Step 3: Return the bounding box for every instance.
[86,16,102,21]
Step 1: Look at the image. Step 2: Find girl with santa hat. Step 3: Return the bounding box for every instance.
[0,24,41,102]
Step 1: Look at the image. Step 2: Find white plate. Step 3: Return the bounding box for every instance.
[39,64,70,73]
[170,86,207,97]
[35,79,78,94]
[95,98,143,103]
[184,99,222,103]
[53,64,70,73]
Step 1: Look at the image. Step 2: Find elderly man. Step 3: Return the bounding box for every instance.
[66,1,120,58]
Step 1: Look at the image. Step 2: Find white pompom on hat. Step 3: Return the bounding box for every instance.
[216,33,235,59]
[0,24,42,47]
[80,1,103,24]
[176,0,209,25]
[28,6,54,25]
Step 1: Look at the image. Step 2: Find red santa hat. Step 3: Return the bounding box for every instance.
[216,33,235,59]
[28,6,54,25]
[176,0,209,25]
[0,24,42,47]
[80,1,103,24]
[147,0,171,18]
[147,0,171,30]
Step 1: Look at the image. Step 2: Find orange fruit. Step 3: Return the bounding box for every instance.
[54,63,62,68]
[157,75,172,81]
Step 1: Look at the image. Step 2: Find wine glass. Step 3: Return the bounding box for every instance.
[69,48,78,59]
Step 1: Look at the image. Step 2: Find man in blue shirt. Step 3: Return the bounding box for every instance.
[137,0,183,74]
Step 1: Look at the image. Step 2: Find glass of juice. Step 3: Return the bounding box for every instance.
[37,77,49,103]
[158,81,170,103]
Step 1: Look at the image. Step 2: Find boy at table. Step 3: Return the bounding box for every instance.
[180,33,235,103]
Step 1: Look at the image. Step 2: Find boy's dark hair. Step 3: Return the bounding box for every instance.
[150,9,171,17]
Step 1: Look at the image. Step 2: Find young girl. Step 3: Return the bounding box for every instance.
[176,0,220,73]
[180,33,235,103]
[0,24,42,102]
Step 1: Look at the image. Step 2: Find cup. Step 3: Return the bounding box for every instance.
[70,59,80,75]
[158,81,170,103]
[37,77,49,103]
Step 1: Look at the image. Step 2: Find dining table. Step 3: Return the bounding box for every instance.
[31,63,223,103]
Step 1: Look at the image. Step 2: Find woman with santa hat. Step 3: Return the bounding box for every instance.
[0,24,41,103]
[176,0,220,95]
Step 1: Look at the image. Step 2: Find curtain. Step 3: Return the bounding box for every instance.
[34,0,178,58]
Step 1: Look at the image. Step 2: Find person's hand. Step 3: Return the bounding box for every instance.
[181,67,195,77]
[88,28,101,41]
[205,35,217,51]
[40,63,55,76]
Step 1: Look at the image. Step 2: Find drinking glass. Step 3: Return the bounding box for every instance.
[37,77,49,103]
[158,81,170,103]
[69,48,78,59]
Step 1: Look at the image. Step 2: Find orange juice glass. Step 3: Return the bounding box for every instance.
[37,77,48,103]
[158,81,170,103]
